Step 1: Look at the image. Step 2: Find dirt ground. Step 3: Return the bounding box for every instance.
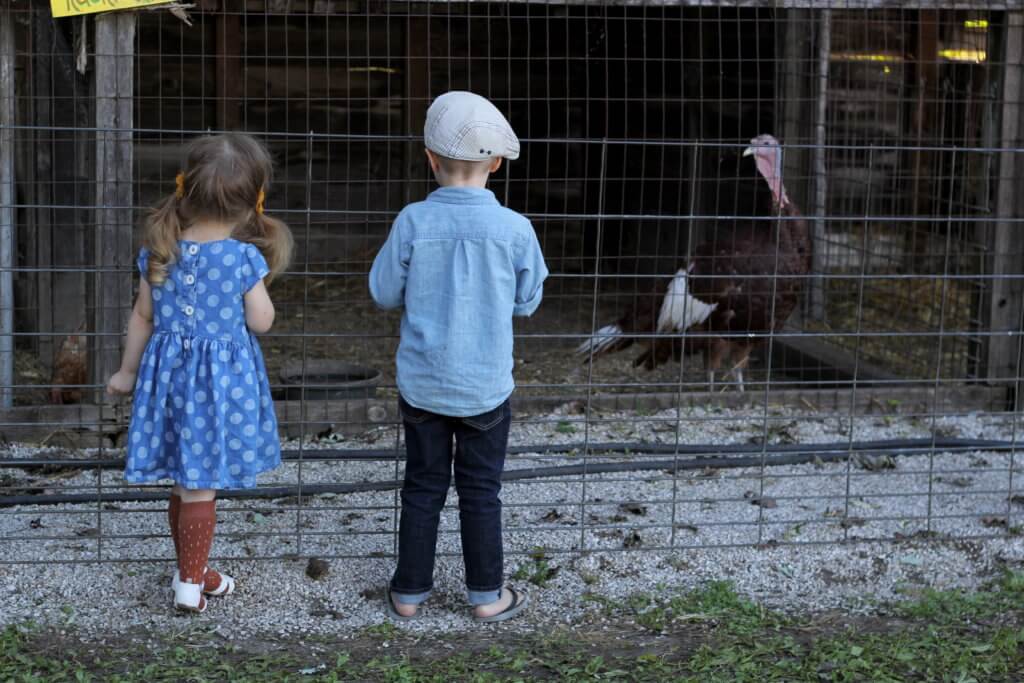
[262,271,755,403]
[12,263,975,408]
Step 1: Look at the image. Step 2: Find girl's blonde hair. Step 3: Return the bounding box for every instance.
[143,133,293,286]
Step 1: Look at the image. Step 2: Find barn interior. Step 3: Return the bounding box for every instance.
[4,2,1019,440]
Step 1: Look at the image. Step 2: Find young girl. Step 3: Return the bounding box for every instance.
[107,133,293,613]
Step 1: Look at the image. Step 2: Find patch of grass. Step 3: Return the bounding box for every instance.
[554,421,577,435]
[511,547,560,588]
[3,575,1024,681]
[362,622,400,639]
[680,574,1024,682]
[896,569,1024,624]
[601,581,785,635]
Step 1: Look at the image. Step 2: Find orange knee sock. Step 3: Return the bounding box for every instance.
[177,500,217,585]
[170,494,225,590]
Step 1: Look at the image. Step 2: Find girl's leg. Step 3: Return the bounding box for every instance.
[174,487,217,611]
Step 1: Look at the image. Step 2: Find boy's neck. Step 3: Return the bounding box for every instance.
[436,175,490,189]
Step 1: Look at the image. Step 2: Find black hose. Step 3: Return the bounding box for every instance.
[0,437,1016,508]
[0,437,1015,470]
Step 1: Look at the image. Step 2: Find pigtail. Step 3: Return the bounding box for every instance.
[244,211,293,285]
[143,193,184,286]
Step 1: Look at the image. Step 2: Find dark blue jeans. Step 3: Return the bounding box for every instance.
[390,396,511,606]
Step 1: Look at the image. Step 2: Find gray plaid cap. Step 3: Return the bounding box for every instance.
[423,91,520,161]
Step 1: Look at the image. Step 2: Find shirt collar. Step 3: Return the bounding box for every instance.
[426,186,499,206]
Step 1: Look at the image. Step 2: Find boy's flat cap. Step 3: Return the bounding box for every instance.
[424,91,520,161]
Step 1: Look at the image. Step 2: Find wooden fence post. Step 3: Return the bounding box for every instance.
[92,12,135,400]
[405,16,430,205]
[985,12,1024,404]
[0,7,15,409]
[808,9,831,322]
[217,8,241,131]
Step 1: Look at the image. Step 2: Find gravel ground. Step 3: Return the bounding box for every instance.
[2,406,1023,637]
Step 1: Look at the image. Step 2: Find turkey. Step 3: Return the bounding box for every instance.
[576,134,811,392]
[49,323,87,404]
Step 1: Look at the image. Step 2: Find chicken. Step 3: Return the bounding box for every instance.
[49,324,87,404]
[577,134,811,392]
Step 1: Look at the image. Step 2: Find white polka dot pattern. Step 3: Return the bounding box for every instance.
[125,239,277,490]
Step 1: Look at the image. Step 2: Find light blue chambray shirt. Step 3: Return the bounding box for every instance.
[369,186,548,417]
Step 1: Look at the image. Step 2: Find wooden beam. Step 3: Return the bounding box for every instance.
[216,10,241,130]
[768,333,900,385]
[0,385,1007,444]
[235,0,1024,10]
[983,12,1024,398]
[92,12,136,402]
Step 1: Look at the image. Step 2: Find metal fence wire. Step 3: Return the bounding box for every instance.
[1,1,1023,568]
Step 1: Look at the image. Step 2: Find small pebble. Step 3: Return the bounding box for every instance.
[0,407,1021,637]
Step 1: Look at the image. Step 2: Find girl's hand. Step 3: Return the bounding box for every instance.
[106,370,137,396]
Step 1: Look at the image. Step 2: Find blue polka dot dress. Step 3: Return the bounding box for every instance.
[124,239,281,490]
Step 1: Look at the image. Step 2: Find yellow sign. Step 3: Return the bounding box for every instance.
[50,0,175,18]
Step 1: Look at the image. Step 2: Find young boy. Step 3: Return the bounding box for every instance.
[369,91,547,623]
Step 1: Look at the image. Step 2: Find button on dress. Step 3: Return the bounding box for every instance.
[124,239,280,489]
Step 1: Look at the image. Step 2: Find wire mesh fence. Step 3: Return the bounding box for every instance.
[1,1,1023,569]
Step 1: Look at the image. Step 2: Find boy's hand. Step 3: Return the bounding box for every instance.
[106,370,136,396]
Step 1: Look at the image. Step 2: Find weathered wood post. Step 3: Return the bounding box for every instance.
[92,11,135,400]
[985,12,1024,408]
[217,7,241,131]
[405,15,430,204]
[808,9,831,322]
[0,6,15,408]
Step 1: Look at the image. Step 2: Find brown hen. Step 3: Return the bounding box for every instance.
[50,324,87,404]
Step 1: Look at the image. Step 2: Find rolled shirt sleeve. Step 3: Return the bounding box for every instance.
[512,227,548,316]
[369,214,411,310]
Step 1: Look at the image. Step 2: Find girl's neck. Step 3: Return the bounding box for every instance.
[181,220,235,244]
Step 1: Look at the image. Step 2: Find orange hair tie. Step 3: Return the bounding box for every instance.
[174,172,185,199]
[256,187,266,215]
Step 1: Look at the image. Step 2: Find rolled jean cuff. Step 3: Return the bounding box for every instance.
[467,587,502,606]
[391,588,431,605]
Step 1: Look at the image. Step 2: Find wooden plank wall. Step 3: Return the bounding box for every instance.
[25,13,91,373]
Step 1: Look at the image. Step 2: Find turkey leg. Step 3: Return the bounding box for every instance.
[725,345,754,393]
[706,338,731,393]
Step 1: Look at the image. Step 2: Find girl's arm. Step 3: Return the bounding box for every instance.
[107,279,155,395]
[244,279,275,334]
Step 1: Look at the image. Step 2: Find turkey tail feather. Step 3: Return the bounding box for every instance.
[656,268,718,333]
[575,324,628,358]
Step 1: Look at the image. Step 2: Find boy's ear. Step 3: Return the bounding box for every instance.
[489,157,503,173]
[424,148,441,174]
